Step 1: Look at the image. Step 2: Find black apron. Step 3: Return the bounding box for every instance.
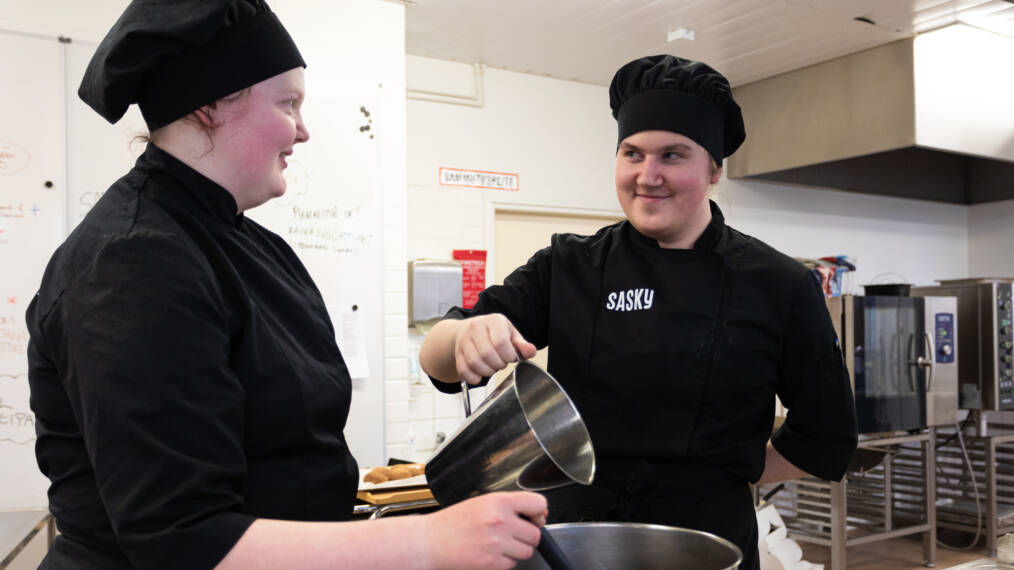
[544,462,758,570]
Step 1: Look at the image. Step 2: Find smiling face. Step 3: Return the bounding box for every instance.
[615,130,721,249]
[207,67,310,212]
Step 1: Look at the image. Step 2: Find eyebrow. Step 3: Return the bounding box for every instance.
[619,142,694,153]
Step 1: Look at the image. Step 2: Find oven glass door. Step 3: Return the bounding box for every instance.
[853,296,927,433]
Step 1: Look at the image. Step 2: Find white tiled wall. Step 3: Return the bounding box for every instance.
[404,185,487,259]
[392,329,491,462]
[381,229,408,460]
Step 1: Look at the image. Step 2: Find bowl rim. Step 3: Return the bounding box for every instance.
[543,521,743,564]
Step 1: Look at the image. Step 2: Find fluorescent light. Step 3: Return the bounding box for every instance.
[667,28,695,42]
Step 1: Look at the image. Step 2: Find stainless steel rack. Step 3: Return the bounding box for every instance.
[934,423,1014,557]
[756,430,936,570]
[353,498,439,520]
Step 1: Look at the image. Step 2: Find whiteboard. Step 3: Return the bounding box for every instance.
[0,32,66,508]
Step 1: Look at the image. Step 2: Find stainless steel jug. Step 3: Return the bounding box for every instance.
[425,361,595,505]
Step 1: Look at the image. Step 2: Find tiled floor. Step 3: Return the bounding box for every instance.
[798,532,994,569]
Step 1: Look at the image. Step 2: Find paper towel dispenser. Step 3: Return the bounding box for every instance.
[408,259,462,327]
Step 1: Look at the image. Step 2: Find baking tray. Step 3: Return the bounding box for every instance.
[356,487,434,505]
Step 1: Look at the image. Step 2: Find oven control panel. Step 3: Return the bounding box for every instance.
[935,312,955,364]
[998,283,1013,408]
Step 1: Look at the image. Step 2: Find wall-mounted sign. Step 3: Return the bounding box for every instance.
[452,249,487,309]
[439,167,519,191]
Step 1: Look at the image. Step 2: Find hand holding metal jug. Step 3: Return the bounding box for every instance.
[425,360,594,570]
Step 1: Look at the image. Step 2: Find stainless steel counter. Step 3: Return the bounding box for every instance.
[0,509,53,569]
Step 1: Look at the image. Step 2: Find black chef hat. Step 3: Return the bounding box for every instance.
[609,54,745,163]
[79,0,305,131]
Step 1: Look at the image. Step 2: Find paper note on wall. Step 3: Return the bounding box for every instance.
[330,306,369,380]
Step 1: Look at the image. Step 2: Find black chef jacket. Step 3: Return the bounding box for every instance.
[26,144,359,569]
[433,201,858,569]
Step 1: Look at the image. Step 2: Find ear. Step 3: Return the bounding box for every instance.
[194,107,216,128]
[710,165,723,185]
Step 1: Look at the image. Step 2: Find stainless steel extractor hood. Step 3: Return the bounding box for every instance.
[728,25,1014,204]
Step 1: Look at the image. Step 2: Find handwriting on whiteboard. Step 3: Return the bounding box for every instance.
[0,314,27,355]
[0,140,31,175]
[287,205,374,256]
[0,374,35,445]
[75,190,106,221]
[0,203,26,219]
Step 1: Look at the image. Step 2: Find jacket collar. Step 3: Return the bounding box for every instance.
[136,143,243,228]
[627,199,725,252]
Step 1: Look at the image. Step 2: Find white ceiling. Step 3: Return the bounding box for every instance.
[404,0,1014,86]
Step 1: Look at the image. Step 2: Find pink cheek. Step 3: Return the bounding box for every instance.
[671,172,705,189]
[617,168,638,186]
[246,143,278,167]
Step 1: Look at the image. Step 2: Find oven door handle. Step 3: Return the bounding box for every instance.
[906,334,916,392]
[912,331,934,392]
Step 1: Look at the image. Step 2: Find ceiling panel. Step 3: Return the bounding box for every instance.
[404,0,1014,86]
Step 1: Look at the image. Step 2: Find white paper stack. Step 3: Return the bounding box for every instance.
[757,504,824,570]
[998,533,1014,565]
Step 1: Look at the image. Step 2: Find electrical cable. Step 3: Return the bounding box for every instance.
[936,422,983,550]
[936,412,974,450]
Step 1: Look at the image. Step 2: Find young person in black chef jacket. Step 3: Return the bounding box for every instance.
[26,1,547,569]
[420,54,859,570]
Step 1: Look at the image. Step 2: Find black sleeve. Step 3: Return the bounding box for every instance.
[771,273,858,481]
[37,233,254,569]
[430,244,554,394]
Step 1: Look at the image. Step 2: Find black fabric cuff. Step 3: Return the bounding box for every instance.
[770,420,858,482]
[429,373,491,395]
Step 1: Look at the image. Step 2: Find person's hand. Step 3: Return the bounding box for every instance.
[426,491,548,570]
[453,314,537,385]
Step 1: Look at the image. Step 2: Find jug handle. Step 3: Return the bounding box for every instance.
[521,515,575,570]
[461,380,472,417]
[462,352,521,418]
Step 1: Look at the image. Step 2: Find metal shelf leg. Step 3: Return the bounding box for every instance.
[987,438,998,557]
[831,478,847,570]
[923,426,937,567]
